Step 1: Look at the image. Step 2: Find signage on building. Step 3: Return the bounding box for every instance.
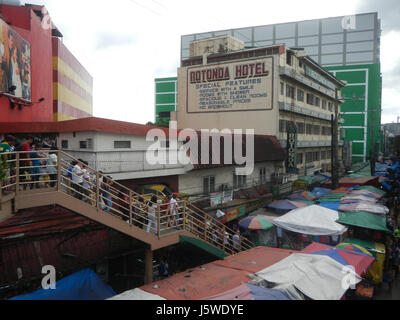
[286,121,298,174]
[0,19,31,101]
[187,57,274,113]
[305,66,336,91]
[220,205,246,224]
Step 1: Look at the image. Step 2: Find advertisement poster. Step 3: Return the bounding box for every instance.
[0,18,31,101]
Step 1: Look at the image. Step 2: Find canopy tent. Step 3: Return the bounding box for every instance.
[335,243,374,256]
[272,205,348,236]
[266,200,308,212]
[108,288,166,300]
[302,242,375,276]
[358,186,386,196]
[239,215,274,231]
[318,193,348,202]
[341,195,378,203]
[339,203,389,216]
[348,190,383,199]
[287,191,316,202]
[204,283,291,300]
[254,253,361,300]
[311,187,332,198]
[10,268,116,300]
[336,211,390,232]
[317,202,341,211]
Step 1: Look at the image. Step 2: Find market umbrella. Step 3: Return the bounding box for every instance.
[266,200,308,211]
[335,243,373,257]
[302,242,375,276]
[239,215,274,231]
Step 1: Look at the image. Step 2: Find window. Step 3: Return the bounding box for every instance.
[321,151,327,160]
[299,61,304,69]
[314,97,320,107]
[87,138,93,149]
[280,82,284,95]
[259,168,267,183]
[234,174,247,189]
[328,102,333,112]
[322,100,327,110]
[286,51,293,66]
[79,141,87,149]
[61,140,68,149]
[313,152,320,161]
[203,176,215,195]
[297,89,304,102]
[313,125,320,135]
[161,140,170,149]
[296,122,305,134]
[306,152,313,163]
[297,153,303,165]
[158,112,171,119]
[327,150,332,159]
[307,93,314,105]
[279,120,286,133]
[306,124,313,135]
[286,85,295,99]
[322,126,332,136]
[114,141,131,149]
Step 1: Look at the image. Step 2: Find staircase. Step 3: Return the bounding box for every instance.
[0,150,254,255]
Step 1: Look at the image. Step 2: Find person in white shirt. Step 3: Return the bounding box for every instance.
[71,160,84,200]
[81,161,92,203]
[232,230,241,251]
[169,194,179,228]
[146,195,158,235]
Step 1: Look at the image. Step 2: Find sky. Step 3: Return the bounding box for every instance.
[28,0,400,125]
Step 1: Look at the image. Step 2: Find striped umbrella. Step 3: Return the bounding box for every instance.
[239,215,274,231]
[335,243,373,257]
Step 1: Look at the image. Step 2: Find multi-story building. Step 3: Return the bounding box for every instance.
[177,41,345,175]
[154,77,177,126]
[0,2,92,123]
[181,12,382,163]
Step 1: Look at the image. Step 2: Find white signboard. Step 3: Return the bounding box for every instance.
[187,57,274,113]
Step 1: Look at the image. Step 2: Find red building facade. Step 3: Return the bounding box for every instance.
[0,4,92,123]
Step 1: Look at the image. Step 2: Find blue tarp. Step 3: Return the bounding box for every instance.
[317,202,341,211]
[10,268,116,300]
[312,187,332,198]
[245,283,291,300]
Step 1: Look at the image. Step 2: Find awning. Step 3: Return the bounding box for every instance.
[336,211,390,232]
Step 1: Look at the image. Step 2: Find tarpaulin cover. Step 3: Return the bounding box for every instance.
[317,202,341,211]
[323,176,379,188]
[349,190,383,199]
[337,212,390,232]
[10,268,116,300]
[358,186,386,196]
[204,283,290,300]
[287,191,316,201]
[312,188,332,198]
[108,288,166,300]
[140,263,252,300]
[302,242,375,276]
[213,246,298,273]
[341,195,378,203]
[254,253,361,300]
[272,205,348,236]
[318,193,348,202]
[339,203,389,216]
[266,200,308,211]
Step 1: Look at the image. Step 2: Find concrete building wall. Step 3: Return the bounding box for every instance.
[178,161,283,195]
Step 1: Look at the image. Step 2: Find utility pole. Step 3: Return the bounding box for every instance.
[331,89,340,190]
[370,111,376,176]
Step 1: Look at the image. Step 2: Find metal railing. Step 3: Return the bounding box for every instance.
[0,150,254,255]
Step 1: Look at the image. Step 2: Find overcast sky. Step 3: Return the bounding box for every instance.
[29,0,400,125]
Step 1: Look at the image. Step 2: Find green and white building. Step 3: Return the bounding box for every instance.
[155,77,177,126]
[180,12,382,163]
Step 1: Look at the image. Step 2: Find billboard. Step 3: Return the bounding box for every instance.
[187,57,273,113]
[0,18,31,101]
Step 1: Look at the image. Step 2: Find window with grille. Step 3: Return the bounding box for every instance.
[297,153,303,165]
[286,85,295,99]
[321,151,327,160]
[328,102,333,111]
[279,120,286,133]
[306,124,313,135]
[259,168,267,183]
[297,89,304,102]
[307,93,314,105]
[61,140,68,149]
[296,122,305,134]
[280,82,285,95]
[313,152,320,161]
[322,100,327,110]
[314,97,320,107]
[203,176,216,195]
[306,152,313,163]
[234,174,247,189]
[313,125,320,135]
[114,141,131,149]
[79,141,87,149]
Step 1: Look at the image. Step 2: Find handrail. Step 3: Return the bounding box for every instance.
[1,150,255,254]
